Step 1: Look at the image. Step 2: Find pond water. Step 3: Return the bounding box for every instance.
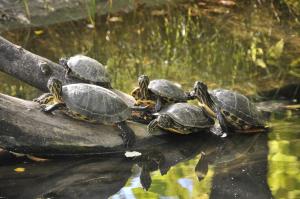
[0,0,299,198]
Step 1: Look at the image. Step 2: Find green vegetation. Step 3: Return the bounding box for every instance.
[2,0,299,97]
[125,155,213,199]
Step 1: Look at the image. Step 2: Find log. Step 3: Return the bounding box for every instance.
[0,36,68,91]
[0,93,166,157]
[0,36,160,156]
[0,36,136,106]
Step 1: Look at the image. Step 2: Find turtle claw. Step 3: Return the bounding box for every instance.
[40,105,52,113]
[210,125,226,137]
[40,104,47,111]
[40,103,66,113]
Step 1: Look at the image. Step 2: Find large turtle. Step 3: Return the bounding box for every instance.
[147,103,214,135]
[192,81,268,135]
[41,78,136,147]
[131,75,191,112]
[60,55,112,88]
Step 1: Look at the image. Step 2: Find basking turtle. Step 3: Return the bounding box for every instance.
[35,55,112,105]
[147,103,214,135]
[131,75,190,112]
[33,92,55,105]
[192,81,267,134]
[59,55,112,88]
[41,78,136,147]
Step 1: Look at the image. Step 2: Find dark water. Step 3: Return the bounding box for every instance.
[0,0,299,198]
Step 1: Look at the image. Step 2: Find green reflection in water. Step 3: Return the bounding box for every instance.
[113,155,213,199]
[268,112,300,199]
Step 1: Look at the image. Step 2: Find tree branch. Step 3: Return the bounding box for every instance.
[0,36,66,91]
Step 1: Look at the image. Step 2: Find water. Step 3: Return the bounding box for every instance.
[0,0,299,198]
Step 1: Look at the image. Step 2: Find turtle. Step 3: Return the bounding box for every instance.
[40,78,136,147]
[147,103,215,135]
[59,54,112,88]
[131,75,191,112]
[192,81,268,135]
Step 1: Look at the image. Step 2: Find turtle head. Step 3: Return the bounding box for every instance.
[138,75,150,89]
[193,81,209,103]
[138,75,150,99]
[47,78,63,101]
[193,81,216,112]
[193,81,208,97]
[59,57,68,69]
[157,114,173,129]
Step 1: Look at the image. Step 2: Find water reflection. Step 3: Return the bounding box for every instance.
[0,131,273,199]
[112,133,273,198]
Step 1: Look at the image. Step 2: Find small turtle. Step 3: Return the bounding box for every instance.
[41,78,137,147]
[147,103,214,135]
[192,81,267,134]
[131,75,191,112]
[59,55,112,88]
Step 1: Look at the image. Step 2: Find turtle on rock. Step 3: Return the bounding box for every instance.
[192,81,268,135]
[40,78,138,147]
[131,75,192,112]
[147,103,215,135]
[59,54,112,88]
[35,55,112,105]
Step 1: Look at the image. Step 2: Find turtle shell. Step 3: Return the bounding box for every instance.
[62,83,130,124]
[148,79,187,102]
[67,55,111,84]
[210,89,265,126]
[159,103,214,128]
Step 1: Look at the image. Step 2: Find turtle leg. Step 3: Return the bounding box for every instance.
[33,93,54,105]
[64,67,71,79]
[216,110,229,137]
[210,125,224,137]
[147,119,159,134]
[130,106,154,124]
[116,121,136,148]
[42,102,66,113]
[195,152,208,181]
[154,96,162,112]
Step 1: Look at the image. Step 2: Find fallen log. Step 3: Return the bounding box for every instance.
[0,36,70,92]
[0,36,162,156]
[0,93,167,157]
